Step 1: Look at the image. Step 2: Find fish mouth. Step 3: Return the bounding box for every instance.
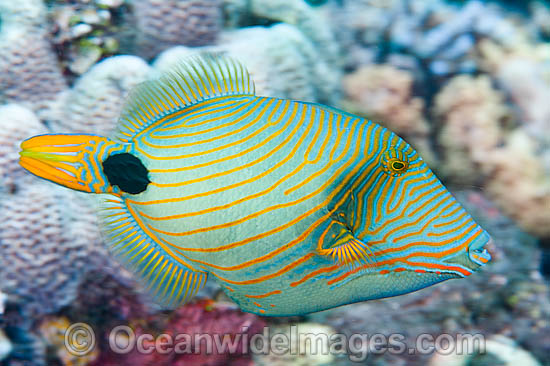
[20,135,88,192]
[19,134,113,193]
[467,231,492,266]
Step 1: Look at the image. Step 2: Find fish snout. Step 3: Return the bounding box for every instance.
[19,134,120,193]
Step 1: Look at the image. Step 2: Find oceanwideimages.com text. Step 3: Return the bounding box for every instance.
[65,322,486,362]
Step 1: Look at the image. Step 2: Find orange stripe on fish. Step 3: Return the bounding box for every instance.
[18,54,492,315]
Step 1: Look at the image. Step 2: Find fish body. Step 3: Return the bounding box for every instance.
[19,55,491,315]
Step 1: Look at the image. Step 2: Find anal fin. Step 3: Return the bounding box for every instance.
[99,195,207,308]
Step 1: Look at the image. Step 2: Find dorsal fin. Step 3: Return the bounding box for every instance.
[115,53,255,142]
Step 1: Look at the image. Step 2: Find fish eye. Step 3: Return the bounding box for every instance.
[381,148,410,176]
[391,161,405,171]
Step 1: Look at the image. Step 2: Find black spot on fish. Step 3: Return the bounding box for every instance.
[102,153,150,194]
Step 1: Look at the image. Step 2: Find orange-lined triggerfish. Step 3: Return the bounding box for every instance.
[19,55,492,315]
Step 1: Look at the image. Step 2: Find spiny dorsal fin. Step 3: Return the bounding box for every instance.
[115,53,255,142]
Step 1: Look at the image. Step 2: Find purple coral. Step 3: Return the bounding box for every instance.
[132,0,222,59]
[0,0,67,114]
[49,55,152,136]
[0,182,116,319]
[0,104,48,193]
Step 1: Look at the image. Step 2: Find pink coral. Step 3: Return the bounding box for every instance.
[91,300,264,366]
[434,74,550,237]
[484,131,550,238]
[434,75,510,184]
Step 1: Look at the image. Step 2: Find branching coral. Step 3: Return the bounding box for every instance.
[332,0,533,81]
[343,64,435,164]
[132,0,223,59]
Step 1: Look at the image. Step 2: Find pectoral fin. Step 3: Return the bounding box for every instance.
[317,220,376,267]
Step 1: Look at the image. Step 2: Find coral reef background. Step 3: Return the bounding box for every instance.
[0,0,549,365]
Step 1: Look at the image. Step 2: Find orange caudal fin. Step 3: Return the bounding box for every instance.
[19,134,127,194]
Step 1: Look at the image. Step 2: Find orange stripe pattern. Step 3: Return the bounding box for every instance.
[120,96,491,315]
[19,55,492,316]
